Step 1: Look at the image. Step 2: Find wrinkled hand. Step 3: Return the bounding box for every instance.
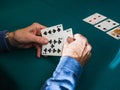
[62,34,92,67]
[8,23,49,58]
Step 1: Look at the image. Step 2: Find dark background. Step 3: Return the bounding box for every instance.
[0,0,120,90]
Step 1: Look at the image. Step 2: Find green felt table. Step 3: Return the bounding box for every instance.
[0,0,120,90]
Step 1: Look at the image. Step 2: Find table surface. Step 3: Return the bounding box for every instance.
[0,0,120,90]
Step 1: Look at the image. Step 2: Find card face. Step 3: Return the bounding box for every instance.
[63,28,73,43]
[41,24,63,37]
[83,13,107,25]
[41,24,64,56]
[94,19,119,32]
[107,26,120,40]
[42,35,64,56]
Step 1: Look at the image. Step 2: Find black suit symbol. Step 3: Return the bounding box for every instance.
[54,40,57,44]
[51,44,54,48]
[49,40,52,44]
[48,49,51,53]
[44,31,47,35]
[44,48,47,52]
[53,49,56,53]
[58,40,61,44]
[57,28,61,32]
[53,29,56,33]
[48,30,52,34]
[57,49,61,53]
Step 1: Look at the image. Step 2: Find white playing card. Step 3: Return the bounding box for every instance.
[41,24,63,37]
[94,19,119,32]
[83,13,107,25]
[63,28,73,43]
[42,34,64,56]
[107,26,120,40]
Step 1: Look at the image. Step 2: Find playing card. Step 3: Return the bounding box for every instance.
[83,13,107,25]
[63,28,73,43]
[107,26,120,40]
[42,34,64,56]
[95,19,119,32]
[41,24,63,37]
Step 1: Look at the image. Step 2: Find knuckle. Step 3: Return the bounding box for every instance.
[87,44,92,51]
[32,22,39,26]
[74,33,81,37]
[83,37,87,42]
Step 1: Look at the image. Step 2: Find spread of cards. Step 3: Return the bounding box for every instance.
[83,13,120,40]
[41,24,73,56]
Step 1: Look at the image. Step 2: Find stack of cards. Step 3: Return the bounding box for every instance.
[41,24,73,56]
[83,13,120,40]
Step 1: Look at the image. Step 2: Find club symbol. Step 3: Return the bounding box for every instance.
[57,49,61,53]
[49,40,52,44]
[53,29,56,33]
[44,48,47,52]
[48,48,51,53]
[58,40,61,44]
[51,44,55,48]
[44,31,47,35]
[53,49,56,53]
[48,30,52,34]
[54,40,57,44]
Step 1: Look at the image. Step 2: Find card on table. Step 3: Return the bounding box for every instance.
[83,13,107,25]
[107,26,120,40]
[94,19,119,32]
[41,24,63,37]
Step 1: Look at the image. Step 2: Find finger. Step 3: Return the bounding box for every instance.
[81,51,91,66]
[31,23,47,29]
[36,45,41,58]
[74,34,88,52]
[83,43,92,56]
[74,34,88,43]
[85,52,92,62]
[19,44,33,48]
[28,23,47,35]
[31,35,49,45]
[67,37,74,43]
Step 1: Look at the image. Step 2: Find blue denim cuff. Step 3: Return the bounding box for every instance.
[0,30,10,52]
[56,56,83,79]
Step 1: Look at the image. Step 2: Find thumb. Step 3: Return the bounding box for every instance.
[66,37,74,44]
[31,35,49,45]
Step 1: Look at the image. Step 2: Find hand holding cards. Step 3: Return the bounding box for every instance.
[41,24,73,56]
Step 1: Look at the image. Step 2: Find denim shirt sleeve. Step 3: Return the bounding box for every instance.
[41,56,83,90]
[0,30,10,52]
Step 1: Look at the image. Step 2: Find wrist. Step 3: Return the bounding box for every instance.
[5,31,17,49]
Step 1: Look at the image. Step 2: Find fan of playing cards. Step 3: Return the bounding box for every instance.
[41,24,73,56]
[83,13,120,40]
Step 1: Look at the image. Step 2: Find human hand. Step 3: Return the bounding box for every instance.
[8,23,49,58]
[62,34,92,67]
